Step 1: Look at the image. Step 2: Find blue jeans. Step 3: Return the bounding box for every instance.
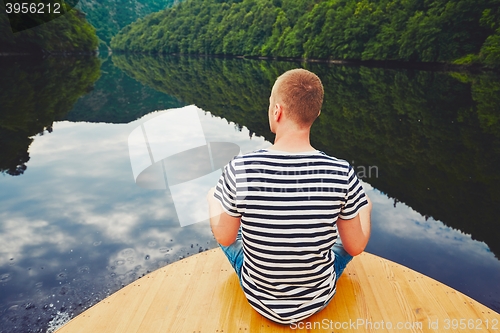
[218,230,353,294]
[218,229,245,285]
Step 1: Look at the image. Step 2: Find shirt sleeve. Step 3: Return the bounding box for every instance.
[213,159,241,217]
[339,165,368,220]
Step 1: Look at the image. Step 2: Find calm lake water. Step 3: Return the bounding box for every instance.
[1,54,499,332]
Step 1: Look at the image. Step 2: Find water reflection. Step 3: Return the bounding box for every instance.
[0,56,100,176]
[0,55,499,332]
[66,57,183,123]
[114,54,500,258]
[128,105,242,226]
[0,112,269,332]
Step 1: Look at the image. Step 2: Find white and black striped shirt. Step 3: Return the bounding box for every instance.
[214,149,367,324]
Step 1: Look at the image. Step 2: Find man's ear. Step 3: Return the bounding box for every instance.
[274,103,283,121]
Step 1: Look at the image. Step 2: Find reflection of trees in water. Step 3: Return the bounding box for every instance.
[313,66,500,258]
[0,56,100,175]
[113,54,500,258]
[112,55,280,137]
[66,57,183,123]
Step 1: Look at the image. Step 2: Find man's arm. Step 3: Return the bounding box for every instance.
[337,195,372,256]
[207,187,241,246]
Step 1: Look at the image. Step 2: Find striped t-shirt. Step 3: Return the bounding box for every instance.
[214,149,367,324]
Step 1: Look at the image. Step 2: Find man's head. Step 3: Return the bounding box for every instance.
[269,68,324,132]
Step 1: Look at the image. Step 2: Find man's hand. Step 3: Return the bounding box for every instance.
[207,187,241,246]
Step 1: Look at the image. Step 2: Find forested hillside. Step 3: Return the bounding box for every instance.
[111,0,500,66]
[0,1,98,54]
[77,0,176,44]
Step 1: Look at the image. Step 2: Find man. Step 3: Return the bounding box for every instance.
[207,68,372,324]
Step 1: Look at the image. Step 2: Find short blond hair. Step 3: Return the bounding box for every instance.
[274,68,324,127]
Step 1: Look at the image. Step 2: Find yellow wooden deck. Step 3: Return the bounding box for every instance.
[56,248,499,333]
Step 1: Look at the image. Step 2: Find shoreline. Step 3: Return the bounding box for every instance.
[0,50,100,57]
[1,51,494,72]
[110,51,493,73]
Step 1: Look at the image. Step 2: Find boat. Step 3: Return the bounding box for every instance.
[56,248,500,332]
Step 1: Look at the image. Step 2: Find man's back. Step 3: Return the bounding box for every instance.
[214,149,367,323]
[208,68,371,325]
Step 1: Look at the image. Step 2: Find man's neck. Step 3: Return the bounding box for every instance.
[270,127,315,153]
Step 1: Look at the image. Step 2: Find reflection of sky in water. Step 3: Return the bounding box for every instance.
[0,108,270,331]
[129,106,243,226]
[0,108,499,332]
